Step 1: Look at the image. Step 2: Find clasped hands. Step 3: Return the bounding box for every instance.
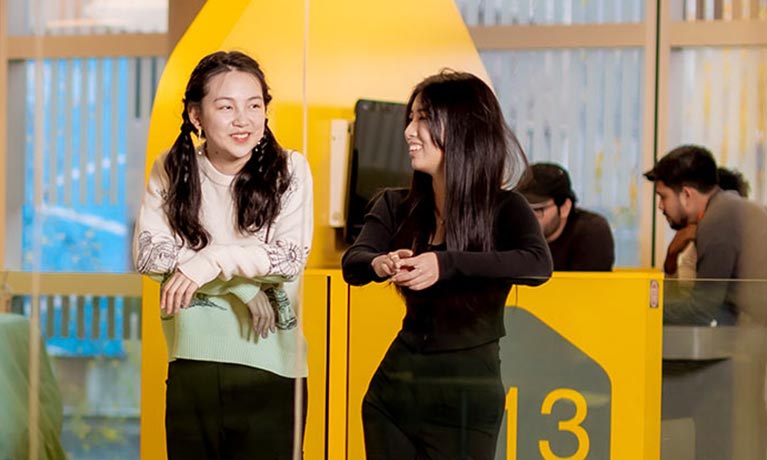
[371,249,439,291]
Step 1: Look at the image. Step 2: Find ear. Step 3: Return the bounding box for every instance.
[187,105,202,132]
[560,198,573,219]
[679,186,695,206]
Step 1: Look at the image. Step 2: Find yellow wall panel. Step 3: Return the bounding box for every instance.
[345,272,662,459]
[301,272,331,460]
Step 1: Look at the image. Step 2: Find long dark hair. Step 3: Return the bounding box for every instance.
[163,51,290,249]
[394,70,527,253]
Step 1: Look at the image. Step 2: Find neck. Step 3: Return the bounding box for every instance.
[691,187,720,223]
[547,215,568,242]
[204,143,250,175]
[431,173,446,218]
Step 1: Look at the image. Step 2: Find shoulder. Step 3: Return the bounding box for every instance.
[494,190,539,235]
[569,208,612,237]
[146,150,171,185]
[699,191,741,230]
[380,188,409,205]
[573,208,610,227]
[699,191,761,236]
[368,188,408,215]
[497,189,531,211]
[148,150,170,171]
[285,150,311,178]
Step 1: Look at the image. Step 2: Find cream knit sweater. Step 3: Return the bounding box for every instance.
[133,146,313,378]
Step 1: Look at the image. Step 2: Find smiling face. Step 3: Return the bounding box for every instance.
[404,94,444,178]
[189,70,266,174]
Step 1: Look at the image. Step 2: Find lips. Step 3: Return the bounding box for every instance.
[231,132,251,143]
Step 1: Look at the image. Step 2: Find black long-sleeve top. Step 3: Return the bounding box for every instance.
[341,189,553,352]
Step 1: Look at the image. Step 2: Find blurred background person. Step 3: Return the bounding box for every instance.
[518,162,614,271]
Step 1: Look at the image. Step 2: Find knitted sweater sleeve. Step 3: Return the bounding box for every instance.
[133,153,196,279]
[132,154,261,304]
[175,150,314,287]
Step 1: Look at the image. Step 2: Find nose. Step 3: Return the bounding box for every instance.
[404,120,416,140]
[232,109,247,126]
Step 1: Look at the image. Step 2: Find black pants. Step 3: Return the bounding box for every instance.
[363,338,505,460]
[165,359,307,460]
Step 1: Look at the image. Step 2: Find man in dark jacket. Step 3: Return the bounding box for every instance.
[518,162,614,271]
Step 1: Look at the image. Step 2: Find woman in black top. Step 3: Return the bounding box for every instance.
[341,71,553,460]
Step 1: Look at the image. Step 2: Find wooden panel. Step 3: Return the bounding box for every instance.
[669,19,767,47]
[168,0,206,53]
[7,34,167,59]
[0,0,7,267]
[6,272,141,296]
[469,24,646,49]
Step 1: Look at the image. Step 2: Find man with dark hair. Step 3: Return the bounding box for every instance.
[665,166,751,278]
[649,147,767,460]
[645,144,767,325]
[518,162,614,271]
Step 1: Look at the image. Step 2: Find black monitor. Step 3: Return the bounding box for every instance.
[344,99,412,243]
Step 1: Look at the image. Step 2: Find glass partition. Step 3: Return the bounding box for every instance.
[4,0,767,459]
[481,48,645,266]
[347,273,663,459]
[6,0,168,35]
[662,278,767,460]
[667,47,767,206]
[2,53,160,456]
[454,0,645,25]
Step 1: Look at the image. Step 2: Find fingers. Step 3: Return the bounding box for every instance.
[180,279,197,312]
[259,300,275,339]
[254,303,267,338]
[248,293,275,339]
[391,267,433,290]
[160,272,199,315]
[393,249,414,259]
[161,273,182,315]
[372,249,411,278]
[391,253,439,291]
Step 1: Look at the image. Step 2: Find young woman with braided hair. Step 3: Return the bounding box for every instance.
[134,51,313,459]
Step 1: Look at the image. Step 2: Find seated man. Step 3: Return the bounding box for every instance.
[664,166,751,279]
[645,145,767,325]
[518,162,615,271]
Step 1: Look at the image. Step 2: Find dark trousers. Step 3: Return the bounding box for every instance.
[363,338,505,460]
[165,359,307,460]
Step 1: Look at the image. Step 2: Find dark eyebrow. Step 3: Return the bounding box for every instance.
[213,96,264,102]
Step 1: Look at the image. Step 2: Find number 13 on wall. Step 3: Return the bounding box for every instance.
[505,387,591,460]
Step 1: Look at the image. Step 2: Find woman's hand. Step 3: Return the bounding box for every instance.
[371,249,414,278]
[391,252,439,291]
[160,271,200,315]
[664,224,697,274]
[245,291,276,339]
